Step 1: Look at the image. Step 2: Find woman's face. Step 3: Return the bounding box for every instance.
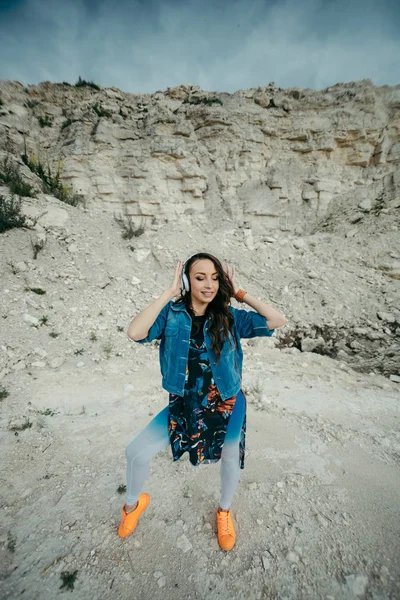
[189,259,219,307]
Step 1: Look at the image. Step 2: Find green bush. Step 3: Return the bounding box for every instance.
[61,118,72,130]
[21,153,83,207]
[184,97,223,106]
[25,99,39,109]
[204,98,223,106]
[75,75,100,91]
[0,194,26,233]
[91,103,111,118]
[0,155,36,197]
[38,116,53,128]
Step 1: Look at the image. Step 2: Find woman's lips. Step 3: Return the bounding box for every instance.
[202,292,213,296]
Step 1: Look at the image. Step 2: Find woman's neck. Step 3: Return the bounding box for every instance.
[190,304,207,317]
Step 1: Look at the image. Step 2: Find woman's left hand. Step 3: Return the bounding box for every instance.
[223,263,238,295]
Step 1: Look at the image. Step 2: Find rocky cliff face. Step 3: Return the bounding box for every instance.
[0,78,399,232]
[0,78,399,380]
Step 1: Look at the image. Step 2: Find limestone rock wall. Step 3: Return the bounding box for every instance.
[0,78,399,232]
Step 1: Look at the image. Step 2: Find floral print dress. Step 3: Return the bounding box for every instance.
[168,314,246,468]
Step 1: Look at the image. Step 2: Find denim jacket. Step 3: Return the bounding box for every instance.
[133,301,274,400]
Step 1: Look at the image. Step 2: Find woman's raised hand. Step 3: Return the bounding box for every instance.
[168,260,183,298]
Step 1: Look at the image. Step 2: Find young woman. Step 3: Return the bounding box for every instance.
[118,252,287,550]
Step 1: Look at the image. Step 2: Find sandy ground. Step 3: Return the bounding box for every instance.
[1,344,400,600]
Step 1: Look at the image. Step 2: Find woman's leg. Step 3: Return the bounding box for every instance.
[125,405,170,507]
[219,390,246,510]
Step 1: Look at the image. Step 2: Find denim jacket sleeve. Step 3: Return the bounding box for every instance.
[231,306,275,338]
[131,301,171,344]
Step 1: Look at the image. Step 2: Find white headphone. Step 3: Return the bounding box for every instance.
[180,253,200,294]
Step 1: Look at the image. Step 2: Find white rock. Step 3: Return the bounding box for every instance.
[38,206,69,229]
[26,297,40,309]
[176,534,192,553]
[49,357,65,369]
[0,369,10,380]
[33,348,48,359]
[286,551,300,563]
[261,556,271,570]
[135,249,151,263]
[344,574,368,596]
[31,361,46,368]
[301,337,325,352]
[12,362,26,372]
[358,198,372,212]
[31,232,47,251]
[389,374,400,383]
[377,311,396,323]
[23,314,39,327]
[131,276,141,285]
[15,261,28,272]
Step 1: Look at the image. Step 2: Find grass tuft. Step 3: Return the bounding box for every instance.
[0,194,27,233]
[9,419,32,431]
[103,341,113,359]
[0,155,36,198]
[0,386,10,400]
[60,570,78,591]
[114,213,145,239]
[38,408,57,416]
[21,152,83,207]
[7,531,16,553]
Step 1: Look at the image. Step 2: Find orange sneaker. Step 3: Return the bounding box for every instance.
[216,509,236,551]
[117,493,150,539]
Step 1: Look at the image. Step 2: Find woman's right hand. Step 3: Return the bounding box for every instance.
[167,260,183,298]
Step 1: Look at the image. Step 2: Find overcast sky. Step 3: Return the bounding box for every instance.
[0,0,399,94]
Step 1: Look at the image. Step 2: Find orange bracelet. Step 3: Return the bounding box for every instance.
[234,289,247,302]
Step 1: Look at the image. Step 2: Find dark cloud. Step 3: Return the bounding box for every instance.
[0,0,399,92]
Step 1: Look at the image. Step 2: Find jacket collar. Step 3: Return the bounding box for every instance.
[171,301,234,317]
[170,301,188,312]
[170,301,210,322]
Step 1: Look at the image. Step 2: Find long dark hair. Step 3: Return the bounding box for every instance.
[174,252,235,363]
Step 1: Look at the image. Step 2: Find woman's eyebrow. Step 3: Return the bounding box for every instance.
[195,271,218,275]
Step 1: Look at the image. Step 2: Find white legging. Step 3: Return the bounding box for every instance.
[125,391,245,510]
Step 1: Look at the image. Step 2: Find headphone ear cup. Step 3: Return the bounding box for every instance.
[182,272,190,292]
